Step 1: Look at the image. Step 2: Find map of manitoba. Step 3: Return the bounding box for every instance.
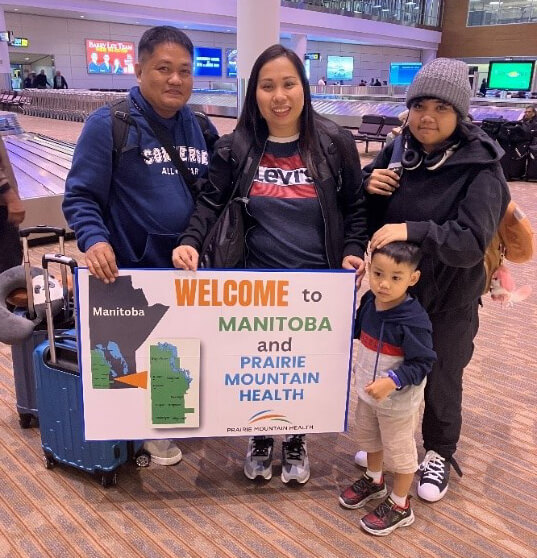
[89,275,169,389]
[149,340,201,428]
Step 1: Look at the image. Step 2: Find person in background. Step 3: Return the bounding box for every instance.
[22,71,33,89]
[34,69,51,89]
[63,25,219,466]
[479,78,487,96]
[339,242,436,536]
[172,43,368,485]
[317,76,326,86]
[355,57,510,503]
[384,110,409,147]
[520,105,537,141]
[53,70,68,89]
[374,78,382,86]
[0,137,25,273]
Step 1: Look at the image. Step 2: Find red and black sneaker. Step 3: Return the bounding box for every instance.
[339,473,387,509]
[360,496,415,536]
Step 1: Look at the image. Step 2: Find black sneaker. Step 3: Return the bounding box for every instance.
[339,473,388,509]
[417,450,462,502]
[360,496,415,536]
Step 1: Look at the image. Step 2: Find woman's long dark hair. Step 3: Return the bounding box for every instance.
[236,44,320,176]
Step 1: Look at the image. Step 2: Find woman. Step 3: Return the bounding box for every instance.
[173,44,368,484]
[355,58,510,502]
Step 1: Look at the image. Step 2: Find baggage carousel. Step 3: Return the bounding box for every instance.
[1,91,529,234]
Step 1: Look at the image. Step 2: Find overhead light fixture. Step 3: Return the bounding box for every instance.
[80,15,85,18]
[382,8,389,11]
[14,8,18,10]
[24,57,29,61]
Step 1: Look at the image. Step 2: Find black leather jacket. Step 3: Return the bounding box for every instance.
[179,115,368,268]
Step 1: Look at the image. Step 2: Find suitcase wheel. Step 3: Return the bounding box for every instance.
[134,451,151,468]
[43,453,55,469]
[19,413,34,429]
[101,471,118,488]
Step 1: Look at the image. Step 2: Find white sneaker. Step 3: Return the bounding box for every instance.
[244,436,274,480]
[354,450,367,468]
[143,439,182,465]
[281,435,310,484]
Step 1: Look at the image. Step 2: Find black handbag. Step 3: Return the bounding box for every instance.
[198,183,246,269]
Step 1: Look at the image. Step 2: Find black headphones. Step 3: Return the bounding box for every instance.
[400,131,460,171]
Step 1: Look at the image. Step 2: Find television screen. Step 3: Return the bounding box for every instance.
[194,47,222,77]
[389,62,422,86]
[326,56,353,81]
[487,60,535,91]
[226,48,237,78]
[86,39,135,74]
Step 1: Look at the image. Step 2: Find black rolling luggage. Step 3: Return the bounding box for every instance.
[526,144,537,181]
[498,121,532,180]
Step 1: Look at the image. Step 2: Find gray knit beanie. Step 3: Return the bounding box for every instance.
[406,58,471,117]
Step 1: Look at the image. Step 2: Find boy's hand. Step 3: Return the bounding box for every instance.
[365,377,397,401]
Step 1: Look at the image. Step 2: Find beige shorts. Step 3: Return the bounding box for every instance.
[354,398,420,474]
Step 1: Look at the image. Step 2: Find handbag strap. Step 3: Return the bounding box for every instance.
[140,113,199,200]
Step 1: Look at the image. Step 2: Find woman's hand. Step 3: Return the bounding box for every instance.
[342,255,365,289]
[370,223,408,251]
[172,245,199,271]
[365,168,400,196]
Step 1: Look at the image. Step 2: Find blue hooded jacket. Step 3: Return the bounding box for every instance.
[63,86,218,268]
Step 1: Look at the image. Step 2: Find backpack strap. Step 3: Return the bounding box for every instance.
[110,97,132,168]
[193,110,219,155]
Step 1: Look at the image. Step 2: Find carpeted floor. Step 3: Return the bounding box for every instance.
[0,114,536,558]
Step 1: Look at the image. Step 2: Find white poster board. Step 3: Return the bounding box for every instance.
[76,269,356,440]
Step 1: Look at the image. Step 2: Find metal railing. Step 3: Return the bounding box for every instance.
[282,0,443,29]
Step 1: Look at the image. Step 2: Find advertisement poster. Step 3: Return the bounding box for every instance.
[226,48,237,78]
[193,47,222,77]
[85,39,135,74]
[77,269,356,440]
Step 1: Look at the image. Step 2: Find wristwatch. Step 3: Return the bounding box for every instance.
[387,370,403,390]
[0,182,10,194]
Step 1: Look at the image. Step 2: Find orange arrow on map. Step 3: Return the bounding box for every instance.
[114,371,148,389]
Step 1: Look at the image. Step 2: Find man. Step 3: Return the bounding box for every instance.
[53,70,68,89]
[34,69,51,89]
[0,137,25,273]
[100,53,112,73]
[88,52,100,73]
[63,25,218,466]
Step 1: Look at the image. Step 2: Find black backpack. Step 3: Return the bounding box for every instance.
[109,97,220,168]
[497,121,532,145]
[481,117,506,140]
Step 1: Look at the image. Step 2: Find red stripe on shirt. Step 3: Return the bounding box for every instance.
[250,183,317,199]
[360,331,404,356]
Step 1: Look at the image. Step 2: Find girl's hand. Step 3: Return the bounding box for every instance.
[365,168,400,196]
[370,223,408,251]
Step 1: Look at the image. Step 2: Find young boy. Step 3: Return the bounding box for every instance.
[339,241,436,536]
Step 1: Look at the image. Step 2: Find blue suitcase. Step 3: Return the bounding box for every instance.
[33,254,149,487]
[10,226,71,428]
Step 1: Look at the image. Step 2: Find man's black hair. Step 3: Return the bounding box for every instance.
[138,26,193,60]
[372,241,421,270]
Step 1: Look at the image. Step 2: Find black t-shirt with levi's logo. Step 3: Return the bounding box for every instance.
[245,136,328,269]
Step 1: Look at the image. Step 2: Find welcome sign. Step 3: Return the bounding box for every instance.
[76,269,356,440]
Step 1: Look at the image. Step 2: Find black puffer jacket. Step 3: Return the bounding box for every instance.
[180,115,368,268]
[363,123,511,314]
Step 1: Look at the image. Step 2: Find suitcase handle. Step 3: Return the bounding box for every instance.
[42,254,78,271]
[42,254,78,364]
[20,227,67,319]
[20,226,66,238]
